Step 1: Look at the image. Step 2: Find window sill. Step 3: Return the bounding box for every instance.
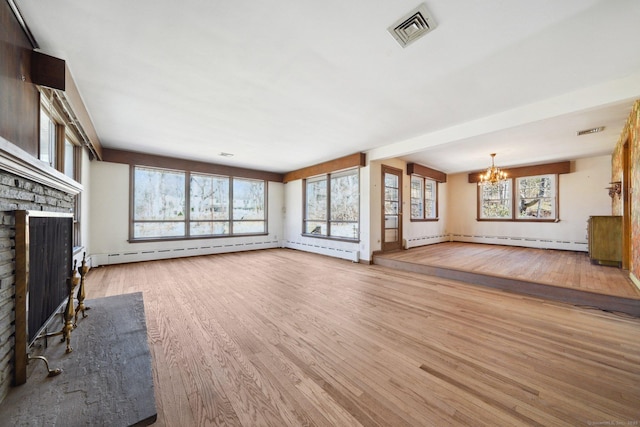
[410,218,439,222]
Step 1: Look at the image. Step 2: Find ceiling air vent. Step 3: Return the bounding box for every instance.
[388,3,437,48]
[576,126,605,136]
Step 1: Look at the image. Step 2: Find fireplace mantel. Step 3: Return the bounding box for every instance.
[0,136,82,196]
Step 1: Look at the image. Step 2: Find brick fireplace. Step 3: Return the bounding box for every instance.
[0,136,81,403]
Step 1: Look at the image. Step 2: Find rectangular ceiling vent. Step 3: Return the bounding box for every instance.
[388,3,437,48]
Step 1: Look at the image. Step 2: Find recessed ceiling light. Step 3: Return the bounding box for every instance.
[576,126,605,136]
[219,152,234,157]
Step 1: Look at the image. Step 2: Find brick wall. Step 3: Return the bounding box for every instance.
[0,169,74,403]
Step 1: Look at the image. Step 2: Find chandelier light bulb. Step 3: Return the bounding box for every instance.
[479,153,506,185]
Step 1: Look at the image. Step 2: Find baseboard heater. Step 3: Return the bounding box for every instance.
[404,234,449,249]
[283,240,360,263]
[93,239,280,266]
[450,233,588,251]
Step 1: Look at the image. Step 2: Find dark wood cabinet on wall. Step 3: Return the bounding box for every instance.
[0,1,39,155]
[588,216,622,267]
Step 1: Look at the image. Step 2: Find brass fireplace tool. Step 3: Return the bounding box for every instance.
[35,260,78,352]
[60,259,78,353]
[74,252,90,327]
[30,260,79,376]
[27,354,62,377]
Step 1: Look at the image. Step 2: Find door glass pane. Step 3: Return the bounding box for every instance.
[385,229,398,242]
[385,188,399,201]
[385,216,398,228]
[385,201,399,214]
[385,174,398,188]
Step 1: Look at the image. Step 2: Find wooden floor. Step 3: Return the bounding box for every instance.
[374,242,640,317]
[86,248,640,426]
[375,242,640,299]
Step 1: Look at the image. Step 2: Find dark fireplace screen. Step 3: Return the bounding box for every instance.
[14,210,73,385]
[26,215,73,343]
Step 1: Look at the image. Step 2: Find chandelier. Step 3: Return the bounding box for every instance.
[479,153,507,185]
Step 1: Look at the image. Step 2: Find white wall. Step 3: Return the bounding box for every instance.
[88,161,284,265]
[282,167,368,262]
[447,155,612,251]
[404,180,449,249]
[86,154,608,266]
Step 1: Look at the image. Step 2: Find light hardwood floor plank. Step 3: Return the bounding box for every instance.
[86,249,640,426]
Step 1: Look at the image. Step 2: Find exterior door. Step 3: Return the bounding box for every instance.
[382,165,403,251]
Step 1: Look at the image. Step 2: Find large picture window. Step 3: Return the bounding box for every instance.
[478,174,558,221]
[133,167,187,238]
[232,178,266,234]
[132,166,266,240]
[410,175,438,220]
[190,173,230,236]
[304,169,359,241]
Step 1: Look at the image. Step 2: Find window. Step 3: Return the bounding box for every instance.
[131,166,267,240]
[410,175,438,220]
[479,179,512,219]
[64,138,76,179]
[39,108,56,167]
[190,173,230,236]
[232,178,266,234]
[478,174,558,221]
[40,92,84,248]
[516,175,556,219]
[133,167,186,239]
[40,93,81,180]
[304,168,359,240]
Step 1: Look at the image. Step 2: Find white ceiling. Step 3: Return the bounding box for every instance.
[14,0,640,174]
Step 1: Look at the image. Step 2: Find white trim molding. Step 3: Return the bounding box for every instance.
[0,136,82,195]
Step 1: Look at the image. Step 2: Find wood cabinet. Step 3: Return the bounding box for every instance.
[588,216,622,267]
